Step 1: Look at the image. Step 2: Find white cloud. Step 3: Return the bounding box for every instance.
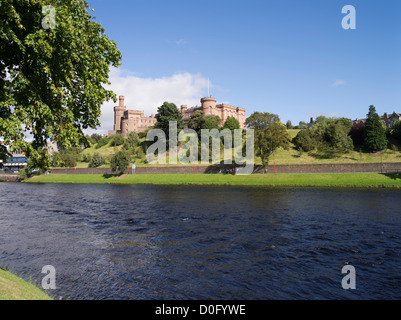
[332,80,346,87]
[91,68,209,135]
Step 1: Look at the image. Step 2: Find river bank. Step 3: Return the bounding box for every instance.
[27,173,401,188]
[0,268,53,300]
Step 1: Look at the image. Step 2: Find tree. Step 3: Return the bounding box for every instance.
[363,105,388,152]
[187,110,205,132]
[0,0,122,169]
[110,150,129,174]
[322,120,353,155]
[293,129,316,152]
[154,102,184,140]
[298,121,308,129]
[88,152,105,168]
[187,111,221,133]
[245,112,291,168]
[110,133,124,146]
[294,117,354,156]
[223,116,240,131]
[286,120,293,129]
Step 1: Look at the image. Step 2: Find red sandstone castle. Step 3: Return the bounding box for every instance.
[109,96,246,136]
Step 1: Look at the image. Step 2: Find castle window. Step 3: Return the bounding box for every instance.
[209,106,212,115]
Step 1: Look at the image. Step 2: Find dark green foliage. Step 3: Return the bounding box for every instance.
[293,116,354,156]
[154,102,184,139]
[245,112,291,168]
[82,153,92,163]
[110,133,124,146]
[363,105,388,152]
[95,136,111,149]
[88,152,105,168]
[388,120,401,144]
[89,133,103,144]
[59,147,82,167]
[223,116,240,131]
[293,129,316,152]
[350,122,365,146]
[110,150,129,173]
[0,0,121,168]
[123,132,140,152]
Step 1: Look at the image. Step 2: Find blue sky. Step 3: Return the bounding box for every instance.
[89,0,401,130]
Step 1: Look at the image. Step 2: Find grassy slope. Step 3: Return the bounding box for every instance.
[70,129,401,169]
[0,269,52,300]
[28,173,401,188]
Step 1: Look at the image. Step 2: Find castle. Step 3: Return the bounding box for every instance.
[180,97,246,129]
[108,96,157,137]
[109,96,246,136]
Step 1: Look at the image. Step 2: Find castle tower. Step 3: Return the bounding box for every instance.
[113,96,126,132]
[201,97,216,116]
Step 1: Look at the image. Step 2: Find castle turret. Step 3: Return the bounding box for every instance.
[113,96,126,132]
[201,97,216,116]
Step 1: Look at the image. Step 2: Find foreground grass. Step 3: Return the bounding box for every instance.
[0,269,53,300]
[27,173,401,188]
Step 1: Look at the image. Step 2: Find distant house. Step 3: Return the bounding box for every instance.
[353,112,401,128]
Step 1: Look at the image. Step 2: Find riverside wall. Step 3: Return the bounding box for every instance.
[0,174,20,182]
[48,163,401,175]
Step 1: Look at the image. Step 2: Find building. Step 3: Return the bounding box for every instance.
[0,142,28,171]
[180,97,246,129]
[110,95,247,137]
[353,112,401,128]
[108,96,157,137]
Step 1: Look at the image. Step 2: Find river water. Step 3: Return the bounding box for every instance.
[0,182,400,300]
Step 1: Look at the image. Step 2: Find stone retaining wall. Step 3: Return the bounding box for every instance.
[266,162,401,174]
[48,163,401,175]
[50,165,266,175]
[0,174,20,182]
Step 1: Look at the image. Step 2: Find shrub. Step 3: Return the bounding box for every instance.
[110,133,125,146]
[293,129,316,152]
[110,150,130,173]
[95,137,111,149]
[88,152,105,168]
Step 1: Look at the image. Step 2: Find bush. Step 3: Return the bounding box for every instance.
[110,133,125,146]
[293,129,316,152]
[123,132,140,153]
[95,137,111,149]
[58,147,83,167]
[110,150,130,173]
[82,153,92,163]
[88,152,105,168]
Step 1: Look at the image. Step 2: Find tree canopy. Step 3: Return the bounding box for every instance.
[154,102,184,139]
[245,112,291,167]
[293,116,354,156]
[223,116,240,131]
[363,105,388,152]
[0,0,121,168]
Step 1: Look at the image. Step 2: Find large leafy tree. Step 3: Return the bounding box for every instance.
[245,112,291,168]
[154,101,184,139]
[187,110,221,133]
[223,116,240,131]
[0,0,121,168]
[363,105,388,152]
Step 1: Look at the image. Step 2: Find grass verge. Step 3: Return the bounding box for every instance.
[27,173,401,188]
[0,268,53,300]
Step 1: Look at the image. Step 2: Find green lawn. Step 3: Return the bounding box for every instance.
[28,173,401,188]
[0,268,53,300]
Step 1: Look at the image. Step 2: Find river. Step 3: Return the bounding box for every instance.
[0,182,400,299]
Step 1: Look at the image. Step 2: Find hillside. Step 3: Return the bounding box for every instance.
[52,129,401,169]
